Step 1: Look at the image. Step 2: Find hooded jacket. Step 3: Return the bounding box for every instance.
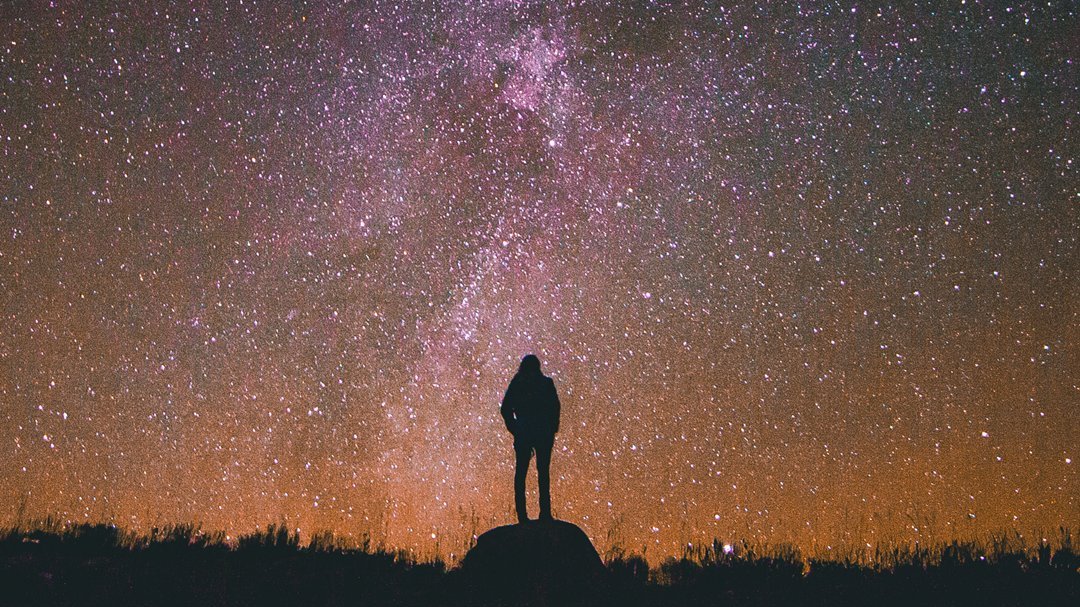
[500,371,560,443]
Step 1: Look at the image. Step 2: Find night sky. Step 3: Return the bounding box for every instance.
[1,1,1076,562]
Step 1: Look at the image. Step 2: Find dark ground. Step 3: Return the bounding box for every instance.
[2,522,1077,606]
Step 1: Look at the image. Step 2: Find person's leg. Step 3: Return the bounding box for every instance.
[536,437,553,520]
[514,442,532,524]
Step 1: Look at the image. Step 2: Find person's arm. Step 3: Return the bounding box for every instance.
[550,378,561,434]
[500,382,517,433]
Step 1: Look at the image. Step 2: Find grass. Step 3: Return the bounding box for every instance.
[1,519,1076,606]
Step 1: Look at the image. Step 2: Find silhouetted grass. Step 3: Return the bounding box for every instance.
[1,519,444,607]
[1,520,1076,606]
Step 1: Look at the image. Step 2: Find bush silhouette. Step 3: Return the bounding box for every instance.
[0,521,1076,606]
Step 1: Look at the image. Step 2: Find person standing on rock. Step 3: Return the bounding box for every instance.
[500,354,561,524]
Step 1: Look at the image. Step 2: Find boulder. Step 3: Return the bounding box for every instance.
[458,519,608,605]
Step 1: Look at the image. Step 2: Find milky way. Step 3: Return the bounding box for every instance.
[0,1,1076,561]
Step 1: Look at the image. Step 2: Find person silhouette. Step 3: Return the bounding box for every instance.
[500,354,561,524]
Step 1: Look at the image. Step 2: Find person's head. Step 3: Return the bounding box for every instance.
[518,354,541,376]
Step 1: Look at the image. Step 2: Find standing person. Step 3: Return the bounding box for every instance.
[500,354,561,523]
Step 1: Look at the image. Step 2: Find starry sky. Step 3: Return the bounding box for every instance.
[0,1,1076,561]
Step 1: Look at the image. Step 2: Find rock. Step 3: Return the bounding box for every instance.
[457,519,608,605]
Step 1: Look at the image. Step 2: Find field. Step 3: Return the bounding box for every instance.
[2,520,1077,606]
